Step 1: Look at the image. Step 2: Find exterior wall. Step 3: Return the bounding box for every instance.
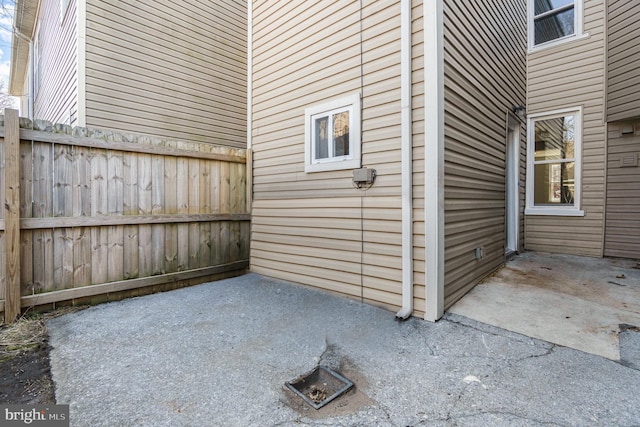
[442,0,527,308]
[604,121,640,259]
[525,0,606,257]
[84,0,247,148]
[251,0,411,313]
[33,0,78,125]
[607,0,640,122]
[411,0,426,315]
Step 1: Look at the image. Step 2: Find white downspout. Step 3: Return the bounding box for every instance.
[424,0,445,322]
[395,0,414,320]
[246,1,253,211]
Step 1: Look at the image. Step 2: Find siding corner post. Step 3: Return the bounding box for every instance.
[424,0,445,322]
[4,109,21,323]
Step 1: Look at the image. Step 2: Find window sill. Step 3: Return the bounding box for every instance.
[525,207,585,217]
[528,33,590,54]
[305,158,360,173]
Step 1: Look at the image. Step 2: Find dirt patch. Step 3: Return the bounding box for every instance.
[0,308,85,405]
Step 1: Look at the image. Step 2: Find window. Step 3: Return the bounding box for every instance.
[60,0,71,22]
[526,108,584,216]
[528,0,583,50]
[304,94,361,173]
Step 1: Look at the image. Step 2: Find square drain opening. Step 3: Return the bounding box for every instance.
[285,366,354,410]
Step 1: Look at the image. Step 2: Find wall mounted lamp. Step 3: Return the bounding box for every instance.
[511,105,526,120]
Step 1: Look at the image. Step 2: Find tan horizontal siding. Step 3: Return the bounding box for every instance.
[604,121,640,259]
[251,0,406,313]
[443,0,526,308]
[85,0,246,148]
[526,0,606,257]
[34,0,78,125]
[606,0,640,121]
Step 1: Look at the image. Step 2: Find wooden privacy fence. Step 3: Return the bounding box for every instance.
[0,109,250,323]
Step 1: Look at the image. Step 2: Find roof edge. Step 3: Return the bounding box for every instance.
[9,0,40,95]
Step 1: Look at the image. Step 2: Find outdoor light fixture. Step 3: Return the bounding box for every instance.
[512,105,526,120]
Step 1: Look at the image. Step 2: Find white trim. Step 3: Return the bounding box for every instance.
[423,0,444,322]
[247,1,253,151]
[304,93,361,173]
[396,0,413,320]
[527,0,585,52]
[525,106,584,217]
[506,116,520,253]
[77,0,86,127]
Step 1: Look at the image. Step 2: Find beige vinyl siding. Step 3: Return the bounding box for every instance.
[606,0,640,122]
[85,0,247,148]
[251,0,406,312]
[604,121,640,259]
[442,0,526,308]
[526,0,606,257]
[412,0,425,316]
[34,0,78,125]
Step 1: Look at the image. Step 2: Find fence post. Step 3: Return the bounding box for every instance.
[4,109,21,323]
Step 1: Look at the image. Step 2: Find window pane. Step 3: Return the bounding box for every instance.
[534,162,575,205]
[535,8,574,45]
[315,116,329,159]
[534,0,573,15]
[333,111,350,157]
[534,115,575,161]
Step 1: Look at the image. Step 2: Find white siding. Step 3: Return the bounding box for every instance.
[443,0,527,308]
[526,0,606,257]
[251,0,407,313]
[34,0,78,125]
[85,0,247,147]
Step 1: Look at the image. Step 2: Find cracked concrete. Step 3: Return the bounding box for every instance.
[47,273,640,426]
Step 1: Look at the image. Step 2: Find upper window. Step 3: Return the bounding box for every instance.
[528,0,583,50]
[526,108,584,216]
[304,94,361,173]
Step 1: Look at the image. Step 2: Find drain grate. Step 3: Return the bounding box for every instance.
[285,366,354,409]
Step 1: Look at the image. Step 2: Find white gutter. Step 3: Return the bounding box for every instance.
[395,0,414,320]
[247,2,253,152]
[424,0,445,322]
[246,2,253,212]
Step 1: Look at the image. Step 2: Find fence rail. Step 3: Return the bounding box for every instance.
[0,110,250,323]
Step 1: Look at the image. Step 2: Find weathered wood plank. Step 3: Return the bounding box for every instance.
[108,151,124,282]
[91,149,109,285]
[14,129,246,163]
[188,157,200,269]
[53,228,74,290]
[32,140,53,294]
[20,261,249,307]
[176,154,189,271]
[151,155,165,275]
[219,161,231,263]
[73,227,91,287]
[73,146,91,217]
[19,213,250,229]
[18,141,33,295]
[164,155,178,273]
[138,154,153,277]
[123,152,138,279]
[199,159,211,266]
[3,109,20,322]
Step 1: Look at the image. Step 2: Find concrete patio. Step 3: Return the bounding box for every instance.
[47,273,640,426]
[449,251,640,361]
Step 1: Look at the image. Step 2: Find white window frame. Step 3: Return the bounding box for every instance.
[304,93,361,173]
[527,0,586,52]
[61,0,71,22]
[525,107,584,216]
